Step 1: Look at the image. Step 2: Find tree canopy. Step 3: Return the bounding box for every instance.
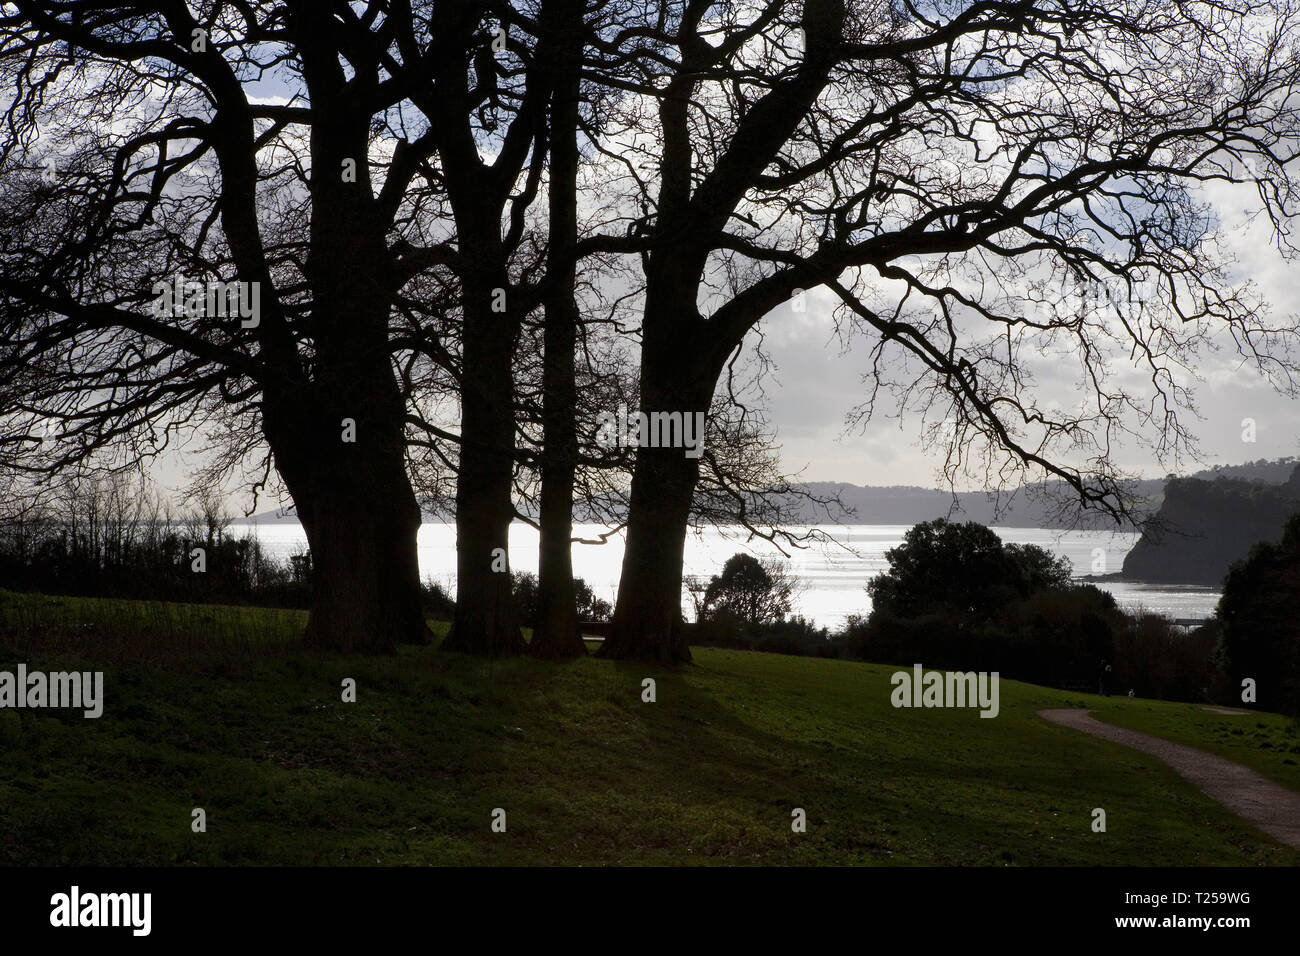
[1215,512,1300,716]
[868,519,1074,620]
[700,552,796,626]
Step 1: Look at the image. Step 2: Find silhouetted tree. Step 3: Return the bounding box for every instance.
[1215,512,1300,716]
[867,519,1073,621]
[701,552,796,626]
[0,2,467,651]
[584,0,1300,662]
[0,1,558,654]
[530,0,590,659]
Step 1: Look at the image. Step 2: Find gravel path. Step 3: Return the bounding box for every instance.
[1038,708,1300,849]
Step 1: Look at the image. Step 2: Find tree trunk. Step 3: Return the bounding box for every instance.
[443,263,526,657]
[599,299,708,664]
[301,462,428,653]
[264,348,432,655]
[444,436,524,657]
[533,467,583,657]
[599,441,699,663]
[531,0,586,660]
[530,324,581,660]
[269,59,430,655]
[599,258,710,664]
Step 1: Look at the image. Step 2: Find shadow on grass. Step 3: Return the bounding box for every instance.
[2,594,1297,866]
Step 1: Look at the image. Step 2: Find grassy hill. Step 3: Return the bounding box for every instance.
[1,590,1296,866]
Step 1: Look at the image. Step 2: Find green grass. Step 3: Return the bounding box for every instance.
[1,588,1297,866]
[1086,698,1300,793]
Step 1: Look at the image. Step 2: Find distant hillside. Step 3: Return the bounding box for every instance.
[1187,457,1298,484]
[764,459,1299,529]
[245,457,1300,536]
[782,479,1165,529]
[1121,465,1300,585]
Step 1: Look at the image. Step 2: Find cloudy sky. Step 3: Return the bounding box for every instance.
[756,178,1300,489]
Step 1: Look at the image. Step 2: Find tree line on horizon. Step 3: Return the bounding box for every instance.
[3,1,1300,663]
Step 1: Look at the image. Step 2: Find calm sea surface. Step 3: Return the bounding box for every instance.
[228,522,1221,629]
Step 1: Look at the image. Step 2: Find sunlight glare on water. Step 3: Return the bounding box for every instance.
[229,522,1220,629]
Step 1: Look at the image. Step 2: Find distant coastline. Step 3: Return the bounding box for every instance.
[243,458,1299,595]
[1121,464,1300,586]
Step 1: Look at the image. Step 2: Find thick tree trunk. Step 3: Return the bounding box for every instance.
[599,290,709,663]
[262,54,431,655]
[599,255,711,663]
[531,1,586,660]
[533,469,582,657]
[444,430,524,656]
[599,442,699,663]
[262,400,430,654]
[530,342,581,662]
[443,264,526,657]
[300,462,428,653]
[264,347,432,655]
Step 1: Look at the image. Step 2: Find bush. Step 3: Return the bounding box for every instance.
[421,578,456,618]
[867,519,1073,623]
[838,520,1220,702]
[685,614,831,657]
[698,553,795,626]
[1112,612,1220,703]
[0,483,311,609]
[511,571,540,627]
[1213,512,1300,716]
[509,572,611,628]
[575,578,612,622]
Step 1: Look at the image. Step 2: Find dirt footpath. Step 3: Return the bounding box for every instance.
[1038,708,1300,849]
